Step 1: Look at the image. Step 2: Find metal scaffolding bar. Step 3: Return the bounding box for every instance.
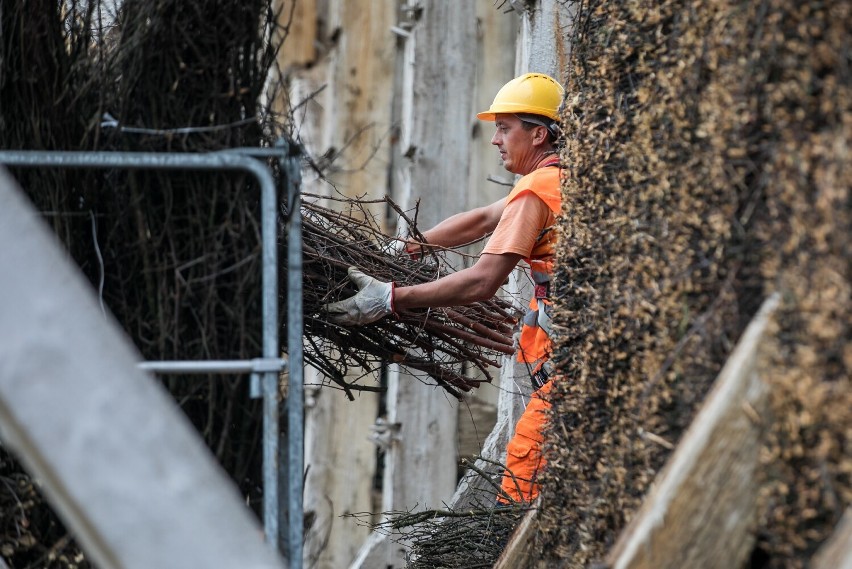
[0,148,303,568]
[280,139,304,567]
[0,168,286,569]
[138,359,287,375]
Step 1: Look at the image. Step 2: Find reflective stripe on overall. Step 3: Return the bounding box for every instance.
[521,259,555,390]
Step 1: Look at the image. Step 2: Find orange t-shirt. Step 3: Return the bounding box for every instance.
[482,190,557,366]
[483,165,561,366]
[482,191,555,258]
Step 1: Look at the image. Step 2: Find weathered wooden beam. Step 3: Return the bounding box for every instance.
[0,169,283,569]
[350,4,480,566]
[493,294,780,568]
[605,293,780,569]
[293,0,396,565]
[493,501,539,569]
[810,508,852,569]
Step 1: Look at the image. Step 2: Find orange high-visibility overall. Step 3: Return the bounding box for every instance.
[499,160,561,504]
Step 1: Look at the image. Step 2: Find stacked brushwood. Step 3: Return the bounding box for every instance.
[346,457,528,568]
[301,192,516,400]
[1,2,278,566]
[526,1,850,568]
[0,1,515,567]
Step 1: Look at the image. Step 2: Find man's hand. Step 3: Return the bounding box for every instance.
[403,239,426,259]
[381,237,427,260]
[380,238,408,256]
[324,267,395,326]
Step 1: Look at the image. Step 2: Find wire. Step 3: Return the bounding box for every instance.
[100,112,256,136]
[89,210,106,319]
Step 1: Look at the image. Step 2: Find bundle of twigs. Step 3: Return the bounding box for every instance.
[345,457,529,568]
[298,192,520,400]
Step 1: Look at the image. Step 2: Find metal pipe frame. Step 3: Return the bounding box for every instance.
[0,149,304,568]
[138,359,288,375]
[278,139,304,568]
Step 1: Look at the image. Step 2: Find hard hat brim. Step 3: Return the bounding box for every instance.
[476,103,560,122]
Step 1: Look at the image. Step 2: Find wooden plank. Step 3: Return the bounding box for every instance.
[273,0,317,70]
[288,1,397,566]
[811,508,852,569]
[351,3,480,566]
[0,169,283,569]
[400,1,478,228]
[302,368,378,568]
[491,294,780,568]
[493,501,539,569]
[383,0,478,530]
[606,294,780,569]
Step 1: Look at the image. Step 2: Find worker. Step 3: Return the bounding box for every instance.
[324,72,565,503]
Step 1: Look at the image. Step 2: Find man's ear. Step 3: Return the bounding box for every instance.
[532,125,549,146]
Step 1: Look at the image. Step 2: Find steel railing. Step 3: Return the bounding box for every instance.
[0,143,304,568]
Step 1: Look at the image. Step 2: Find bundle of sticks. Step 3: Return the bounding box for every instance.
[295,192,520,400]
[343,456,529,567]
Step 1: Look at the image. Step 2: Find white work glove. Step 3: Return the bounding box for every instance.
[380,237,407,256]
[324,267,396,326]
[381,237,426,260]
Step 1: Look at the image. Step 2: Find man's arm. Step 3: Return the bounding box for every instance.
[394,252,522,309]
[323,252,521,326]
[407,197,507,253]
[325,200,521,326]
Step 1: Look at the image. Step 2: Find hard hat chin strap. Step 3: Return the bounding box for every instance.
[515,113,563,146]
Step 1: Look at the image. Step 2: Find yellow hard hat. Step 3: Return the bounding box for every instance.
[476,73,565,122]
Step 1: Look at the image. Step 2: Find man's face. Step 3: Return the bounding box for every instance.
[490,114,538,175]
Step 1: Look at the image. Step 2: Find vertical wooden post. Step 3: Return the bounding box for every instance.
[810,509,852,569]
[275,1,396,567]
[351,3,480,566]
[603,297,779,569]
